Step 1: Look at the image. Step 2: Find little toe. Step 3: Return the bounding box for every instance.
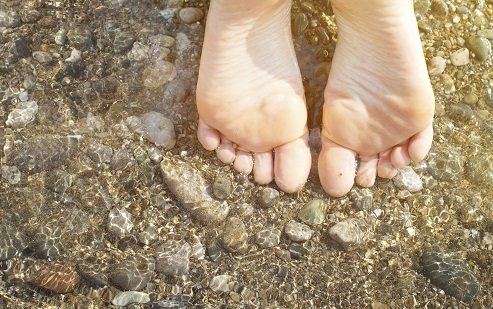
[274,132,311,193]
[253,152,274,185]
[390,143,411,169]
[197,119,220,151]
[216,138,236,164]
[377,150,398,179]
[355,155,378,187]
[318,137,357,198]
[234,150,254,174]
[408,124,433,162]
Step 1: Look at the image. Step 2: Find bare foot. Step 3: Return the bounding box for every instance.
[196,0,311,192]
[319,0,435,197]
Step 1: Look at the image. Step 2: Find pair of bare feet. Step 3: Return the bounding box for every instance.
[195,0,435,197]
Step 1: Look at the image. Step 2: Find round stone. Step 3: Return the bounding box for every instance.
[428,56,446,76]
[466,36,491,62]
[463,93,479,105]
[393,167,423,193]
[112,291,150,306]
[328,218,374,250]
[284,221,313,242]
[179,8,204,24]
[298,199,327,225]
[29,263,80,294]
[258,188,280,208]
[430,0,448,17]
[32,51,53,63]
[213,173,233,200]
[255,228,281,248]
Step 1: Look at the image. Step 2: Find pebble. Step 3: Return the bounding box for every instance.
[179,8,204,24]
[45,169,74,193]
[1,165,21,185]
[463,93,479,105]
[66,61,85,78]
[450,48,470,66]
[430,0,448,17]
[65,49,82,62]
[143,60,176,89]
[23,75,37,89]
[126,112,176,149]
[160,158,230,226]
[6,100,38,129]
[393,167,423,193]
[29,263,80,294]
[414,0,431,16]
[0,10,20,28]
[109,254,155,291]
[288,243,309,259]
[350,188,373,211]
[4,135,81,174]
[86,142,113,164]
[112,291,150,306]
[155,240,191,275]
[255,228,281,248]
[427,148,464,181]
[466,155,493,186]
[190,235,206,260]
[284,221,313,242]
[163,78,191,106]
[54,28,67,45]
[428,56,446,76]
[328,218,375,250]
[76,256,109,287]
[11,36,31,58]
[257,188,280,208]
[31,226,64,259]
[209,275,232,293]
[441,73,456,94]
[466,36,491,62]
[298,199,327,225]
[128,42,150,62]
[32,51,53,63]
[222,217,248,253]
[421,250,480,302]
[107,208,133,237]
[212,173,233,200]
[477,29,493,40]
[293,13,309,36]
[67,28,94,50]
[0,224,29,260]
[113,31,135,54]
[152,295,190,308]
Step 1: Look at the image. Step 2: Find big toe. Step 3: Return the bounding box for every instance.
[274,133,311,193]
[318,137,357,198]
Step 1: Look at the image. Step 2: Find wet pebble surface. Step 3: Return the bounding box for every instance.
[155,240,191,275]
[108,254,155,291]
[284,221,313,242]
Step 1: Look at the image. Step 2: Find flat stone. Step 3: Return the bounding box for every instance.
[67,28,94,50]
[6,100,38,129]
[30,226,64,259]
[29,263,80,294]
[113,31,135,54]
[32,51,53,63]
[284,221,313,242]
[11,36,31,58]
[466,35,491,62]
[0,224,29,260]
[109,254,155,291]
[212,173,232,200]
[45,169,74,193]
[258,188,280,208]
[222,217,248,253]
[328,218,375,250]
[143,60,176,89]
[112,291,150,306]
[0,10,20,28]
[393,167,423,193]
[209,275,232,293]
[431,0,448,17]
[138,224,159,245]
[298,199,327,225]
[126,112,176,149]
[155,240,191,275]
[107,208,133,237]
[179,8,204,24]
[428,56,446,76]
[76,256,109,287]
[421,250,480,302]
[450,48,470,66]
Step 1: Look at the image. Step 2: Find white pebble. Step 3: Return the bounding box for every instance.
[428,56,447,76]
[209,275,232,293]
[65,49,81,62]
[450,48,470,66]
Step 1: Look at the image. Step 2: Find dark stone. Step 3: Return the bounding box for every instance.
[77,256,109,287]
[0,224,30,260]
[421,250,480,302]
[11,36,31,58]
[109,254,155,291]
[288,243,309,259]
[113,31,135,54]
[67,61,85,78]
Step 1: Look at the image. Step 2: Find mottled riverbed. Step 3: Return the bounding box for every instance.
[1,0,492,308]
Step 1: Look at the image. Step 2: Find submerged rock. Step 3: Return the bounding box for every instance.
[328,217,375,250]
[5,100,38,129]
[284,221,313,242]
[126,112,176,149]
[109,254,155,291]
[421,250,480,302]
[255,228,281,248]
[29,263,80,294]
[393,167,423,193]
[222,217,248,253]
[107,208,133,237]
[0,224,30,260]
[298,199,327,225]
[112,291,150,306]
[209,275,232,293]
[160,158,230,226]
[155,240,191,275]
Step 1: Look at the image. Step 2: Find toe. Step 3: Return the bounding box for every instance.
[216,137,236,164]
[318,137,357,198]
[197,119,220,151]
[355,154,378,187]
[408,124,433,162]
[234,150,254,174]
[253,152,274,185]
[377,150,398,179]
[390,143,411,169]
[274,132,311,193]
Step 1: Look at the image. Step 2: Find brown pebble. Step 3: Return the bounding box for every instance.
[29,263,80,294]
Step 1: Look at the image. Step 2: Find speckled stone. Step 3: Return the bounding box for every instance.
[450,48,470,66]
[421,250,480,302]
[298,199,327,225]
[430,0,448,17]
[109,254,155,291]
[222,217,248,253]
[29,263,80,294]
[0,10,20,28]
[67,27,94,50]
[466,154,493,186]
[258,188,280,208]
[212,173,232,200]
[255,228,281,248]
[0,224,29,260]
[126,112,176,149]
[32,51,53,63]
[350,188,373,211]
[209,275,232,293]
[1,165,21,185]
[284,221,313,242]
[328,218,375,250]
[393,167,423,193]
[179,8,204,24]
[155,240,191,275]
[107,208,133,237]
[466,36,491,62]
[160,158,230,226]
[112,291,150,306]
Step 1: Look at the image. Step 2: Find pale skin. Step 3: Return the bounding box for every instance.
[196,0,435,197]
